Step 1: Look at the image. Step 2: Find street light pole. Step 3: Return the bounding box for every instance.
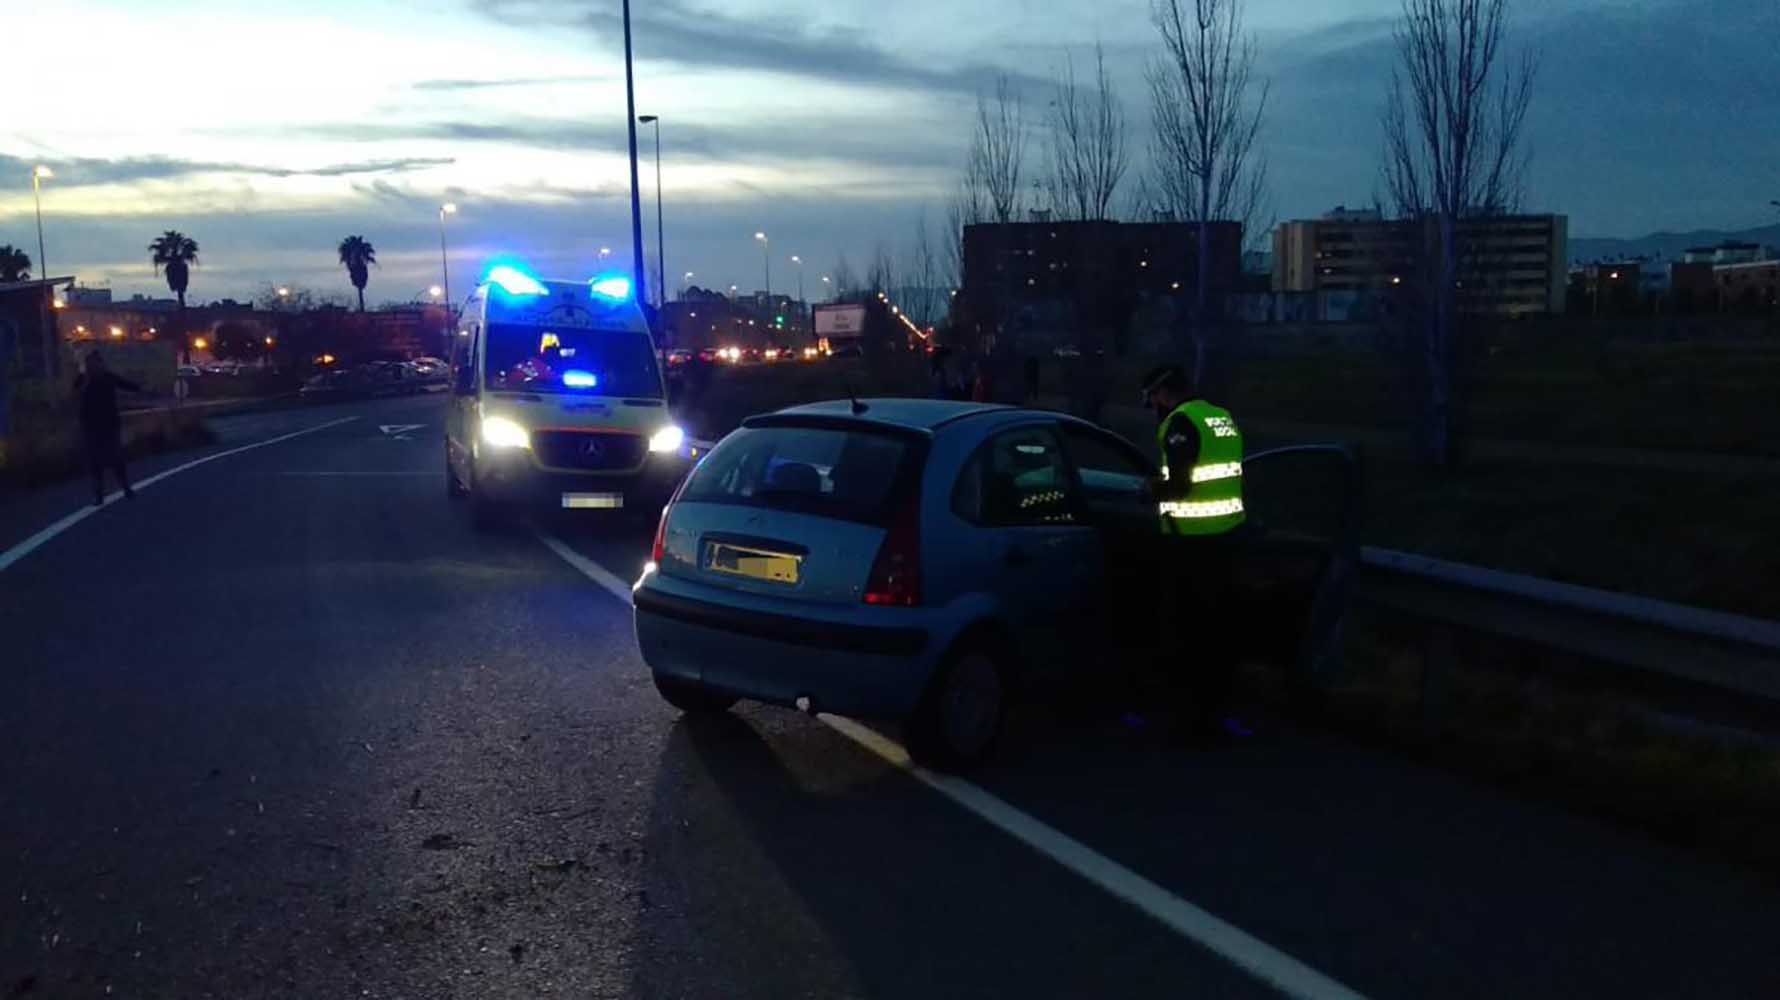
[31,166,52,283]
[639,115,666,306]
[621,0,648,309]
[754,232,770,303]
[438,202,457,334]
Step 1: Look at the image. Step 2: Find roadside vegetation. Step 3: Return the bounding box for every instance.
[0,407,215,489]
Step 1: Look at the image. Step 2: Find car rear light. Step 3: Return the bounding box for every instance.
[862,492,921,606]
[650,504,670,565]
[649,462,697,567]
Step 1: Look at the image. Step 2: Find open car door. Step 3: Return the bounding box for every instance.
[1234,444,1364,683]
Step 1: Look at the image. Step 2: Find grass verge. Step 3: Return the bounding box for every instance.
[1246,611,1780,879]
[0,408,219,489]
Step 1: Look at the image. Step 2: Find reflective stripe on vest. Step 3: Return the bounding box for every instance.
[1160,497,1246,519]
[1157,399,1245,536]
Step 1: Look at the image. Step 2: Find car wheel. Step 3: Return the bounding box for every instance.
[906,644,1008,771]
[468,462,504,531]
[652,672,737,714]
[446,446,468,499]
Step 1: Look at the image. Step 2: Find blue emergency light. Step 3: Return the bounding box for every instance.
[484,264,549,297]
[589,273,632,302]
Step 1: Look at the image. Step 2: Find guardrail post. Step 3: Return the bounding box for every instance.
[1421,624,1453,734]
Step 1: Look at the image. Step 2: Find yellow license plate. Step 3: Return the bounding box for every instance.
[705,541,802,584]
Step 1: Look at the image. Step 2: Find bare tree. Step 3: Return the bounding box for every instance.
[972,75,1028,224]
[906,209,945,329]
[867,241,898,296]
[945,181,985,290]
[1148,0,1269,380]
[1047,44,1130,221]
[831,251,859,299]
[1382,0,1536,465]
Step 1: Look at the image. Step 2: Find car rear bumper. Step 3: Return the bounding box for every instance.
[633,578,941,719]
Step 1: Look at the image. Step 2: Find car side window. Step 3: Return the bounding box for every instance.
[1061,425,1152,477]
[1060,424,1153,497]
[952,427,1078,527]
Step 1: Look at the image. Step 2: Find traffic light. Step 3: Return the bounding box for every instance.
[775,315,785,325]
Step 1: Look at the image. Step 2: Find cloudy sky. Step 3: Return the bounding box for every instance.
[1,0,1776,303]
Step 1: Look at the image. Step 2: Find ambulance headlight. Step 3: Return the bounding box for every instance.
[648,425,685,454]
[481,415,531,450]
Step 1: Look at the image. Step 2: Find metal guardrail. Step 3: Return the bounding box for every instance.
[1359,546,1780,703]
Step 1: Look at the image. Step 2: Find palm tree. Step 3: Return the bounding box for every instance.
[0,245,30,282]
[149,231,200,308]
[338,235,377,312]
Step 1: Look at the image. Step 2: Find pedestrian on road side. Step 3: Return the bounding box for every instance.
[1141,362,1248,746]
[73,350,141,506]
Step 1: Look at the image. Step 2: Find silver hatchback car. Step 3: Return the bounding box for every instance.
[633,398,1179,767]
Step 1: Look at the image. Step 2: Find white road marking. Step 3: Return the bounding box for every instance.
[535,531,1372,1000]
[820,715,1369,1000]
[379,424,426,436]
[0,416,360,574]
[276,471,437,477]
[535,531,639,602]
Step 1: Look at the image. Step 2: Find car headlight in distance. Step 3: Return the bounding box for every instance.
[648,425,686,454]
[481,415,531,450]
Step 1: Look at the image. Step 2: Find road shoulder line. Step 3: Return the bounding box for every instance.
[0,415,360,574]
[535,530,1371,1000]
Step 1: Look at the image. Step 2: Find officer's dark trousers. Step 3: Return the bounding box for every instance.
[83,425,131,502]
[1158,531,1244,732]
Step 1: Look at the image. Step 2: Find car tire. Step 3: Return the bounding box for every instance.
[468,462,504,531]
[652,672,737,714]
[446,447,468,499]
[905,642,1008,772]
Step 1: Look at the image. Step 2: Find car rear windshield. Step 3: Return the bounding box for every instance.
[680,425,918,524]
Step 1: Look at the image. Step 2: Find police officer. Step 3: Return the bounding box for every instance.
[1140,363,1246,743]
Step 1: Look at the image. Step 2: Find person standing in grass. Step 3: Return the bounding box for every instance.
[73,350,141,506]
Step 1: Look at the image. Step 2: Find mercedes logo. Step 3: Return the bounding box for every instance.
[580,438,606,458]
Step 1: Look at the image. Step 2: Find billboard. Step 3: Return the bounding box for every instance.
[814,304,866,339]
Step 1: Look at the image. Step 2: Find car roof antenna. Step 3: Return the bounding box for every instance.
[844,377,868,415]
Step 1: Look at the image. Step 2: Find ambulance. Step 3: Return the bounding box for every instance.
[445,263,690,526]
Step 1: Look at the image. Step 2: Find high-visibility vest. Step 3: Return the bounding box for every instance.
[1156,399,1246,536]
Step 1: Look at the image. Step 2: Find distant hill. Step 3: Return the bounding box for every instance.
[1569,223,1780,265]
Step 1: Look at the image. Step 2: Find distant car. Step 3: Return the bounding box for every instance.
[697,347,721,364]
[176,365,202,379]
[828,344,863,360]
[299,369,353,398]
[665,349,694,367]
[1052,345,1082,359]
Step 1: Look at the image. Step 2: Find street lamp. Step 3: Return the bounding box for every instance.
[438,203,457,337]
[31,165,52,282]
[620,0,648,308]
[428,285,443,299]
[754,232,770,302]
[599,246,613,262]
[639,114,667,306]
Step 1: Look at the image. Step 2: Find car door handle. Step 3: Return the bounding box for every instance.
[1003,545,1030,567]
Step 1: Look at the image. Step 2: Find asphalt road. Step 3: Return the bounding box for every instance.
[2,394,1776,999]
